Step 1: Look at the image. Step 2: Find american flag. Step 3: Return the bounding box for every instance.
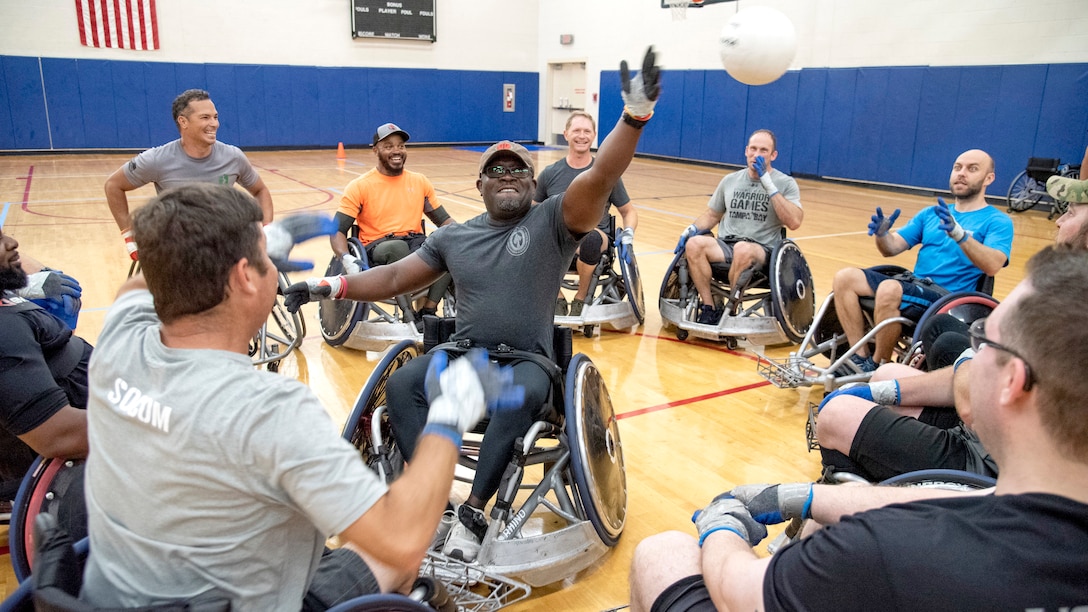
[76,0,159,51]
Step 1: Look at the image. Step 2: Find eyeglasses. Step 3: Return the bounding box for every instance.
[968,317,1035,391]
[483,165,532,179]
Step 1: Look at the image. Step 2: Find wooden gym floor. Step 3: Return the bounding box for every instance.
[0,145,1057,609]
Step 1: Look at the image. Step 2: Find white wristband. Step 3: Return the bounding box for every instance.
[869,380,900,405]
[760,173,778,197]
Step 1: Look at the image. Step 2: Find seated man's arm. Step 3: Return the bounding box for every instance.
[691,208,724,233]
[892,364,956,409]
[423,204,454,228]
[808,480,987,525]
[330,212,357,260]
[876,231,910,257]
[769,182,803,231]
[342,254,442,302]
[243,177,275,225]
[104,168,138,233]
[617,201,638,232]
[18,407,88,459]
[958,237,1009,277]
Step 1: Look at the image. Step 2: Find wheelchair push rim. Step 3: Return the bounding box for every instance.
[564,354,627,546]
[768,239,815,344]
[618,243,645,324]
[341,339,418,477]
[320,239,367,346]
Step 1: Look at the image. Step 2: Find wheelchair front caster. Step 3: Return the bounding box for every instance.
[676,329,689,341]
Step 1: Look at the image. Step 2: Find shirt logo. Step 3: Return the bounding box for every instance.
[506,226,530,256]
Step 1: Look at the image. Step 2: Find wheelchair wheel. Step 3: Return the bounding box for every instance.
[564,354,626,546]
[1007,170,1044,212]
[618,244,645,325]
[326,594,434,612]
[320,240,367,346]
[881,469,996,491]
[9,457,86,582]
[341,339,418,480]
[768,239,814,344]
[911,291,998,347]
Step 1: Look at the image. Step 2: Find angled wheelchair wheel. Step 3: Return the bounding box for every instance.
[564,354,626,546]
[326,594,433,612]
[341,340,418,480]
[1007,170,1044,212]
[911,291,998,347]
[617,243,645,325]
[320,239,367,347]
[881,469,996,491]
[768,239,815,344]
[9,457,86,582]
[657,251,687,334]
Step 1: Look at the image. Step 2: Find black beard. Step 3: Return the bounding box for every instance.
[378,158,405,176]
[0,266,28,293]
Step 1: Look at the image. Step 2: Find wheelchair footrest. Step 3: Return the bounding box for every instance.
[757,355,813,389]
[806,402,820,452]
[421,551,531,612]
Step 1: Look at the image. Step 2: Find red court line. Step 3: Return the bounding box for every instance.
[18,166,34,211]
[617,380,772,420]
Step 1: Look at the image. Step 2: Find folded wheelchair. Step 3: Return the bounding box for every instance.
[1006,156,1081,220]
[758,265,998,393]
[658,232,814,350]
[340,320,627,608]
[554,218,645,338]
[319,236,455,352]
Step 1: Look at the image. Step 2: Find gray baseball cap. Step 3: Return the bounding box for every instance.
[372,123,410,146]
[478,141,534,175]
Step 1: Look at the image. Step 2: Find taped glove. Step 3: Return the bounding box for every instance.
[423,349,525,447]
[674,224,699,254]
[341,253,363,275]
[283,276,346,313]
[816,383,877,413]
[615,227,635,265]
[867,207,901,237]
[264,214,339,272]
[620,46,661,122]
[121,229,138,261]
[17,271,82,300]
[691,494,768,547]
[753,155,778,197]
[729,483,813,525]
[934,198,969,244]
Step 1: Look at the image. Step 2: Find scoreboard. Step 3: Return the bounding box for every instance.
[351,0,436,42]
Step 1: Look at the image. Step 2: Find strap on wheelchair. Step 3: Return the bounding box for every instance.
[426,339,564,384]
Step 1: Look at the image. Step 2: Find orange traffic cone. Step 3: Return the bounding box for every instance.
[336,142,346,159]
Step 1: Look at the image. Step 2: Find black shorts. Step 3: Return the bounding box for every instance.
[651,574,717,612]
[862,268,948,320]
[849,404,970,481]
[301,547,380,612]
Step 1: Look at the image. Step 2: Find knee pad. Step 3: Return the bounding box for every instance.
[577,230,604,266]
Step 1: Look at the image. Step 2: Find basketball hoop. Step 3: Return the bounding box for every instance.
[667,0,690,21]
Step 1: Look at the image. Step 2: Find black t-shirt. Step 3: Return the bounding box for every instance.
[0,298,90,493]
[764,493,1088,611]
[534,158,631,233]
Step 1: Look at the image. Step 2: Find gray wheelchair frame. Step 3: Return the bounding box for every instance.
[340,331,627,606]
[759,265,998,393]
[554,217,645,338]
[658,234,815,349]
[319,237,455,352]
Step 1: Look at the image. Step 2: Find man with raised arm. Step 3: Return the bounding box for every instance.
[286,47,662,563]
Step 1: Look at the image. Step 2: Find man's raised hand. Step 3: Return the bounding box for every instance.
[620,46,662,122]
[867,207,900,237]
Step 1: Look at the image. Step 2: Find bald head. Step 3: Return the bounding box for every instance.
[949,149,996,202]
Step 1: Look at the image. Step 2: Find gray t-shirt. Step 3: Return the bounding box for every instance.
[417,196,578,359]
[82,290,387,611]
[534,158,631,232]
[122,139,261,193]
[709,168,801,247]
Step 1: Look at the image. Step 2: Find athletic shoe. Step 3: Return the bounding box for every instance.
[849,354,877,373]
[696,304,723,325]
[569,298,585,317]
[555,296,569,317]
[442,504,487,562]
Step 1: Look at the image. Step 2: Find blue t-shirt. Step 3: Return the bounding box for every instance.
[897,204,1013,293]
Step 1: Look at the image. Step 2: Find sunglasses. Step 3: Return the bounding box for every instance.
[483,165,532,179]
[968,317,1035,391]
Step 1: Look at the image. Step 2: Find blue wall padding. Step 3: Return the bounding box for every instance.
[0,56,539,151]
[1,54,1084,196]
[601,62,1088,195]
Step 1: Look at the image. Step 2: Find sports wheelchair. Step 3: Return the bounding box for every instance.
[128,261,303,372]
[658,232,814,349]
[6,456,87,584]
[1006,157,1081,220]
[0,513,457,612]
[758,265,998,393]
[765,469,997,555]
[319,236,455,352]
[340,321,626,606]
[554,217,645,338]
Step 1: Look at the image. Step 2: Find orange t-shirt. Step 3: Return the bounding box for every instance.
[337,169,440,244]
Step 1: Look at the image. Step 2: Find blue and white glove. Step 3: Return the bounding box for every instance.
[620,46,661,124]
[867,207,901,237]
[615,227,635,264]
[17,270,82,301]
[753,155,778,198]
[341,253,364,275]
[674,224,699,254]
[729,483,813,525]
[283,276,347,313]
[691,493,768,547]
[934,198,970,244]
[263,213,339,272]
[817,381,900,413]
[424,349,525,447]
